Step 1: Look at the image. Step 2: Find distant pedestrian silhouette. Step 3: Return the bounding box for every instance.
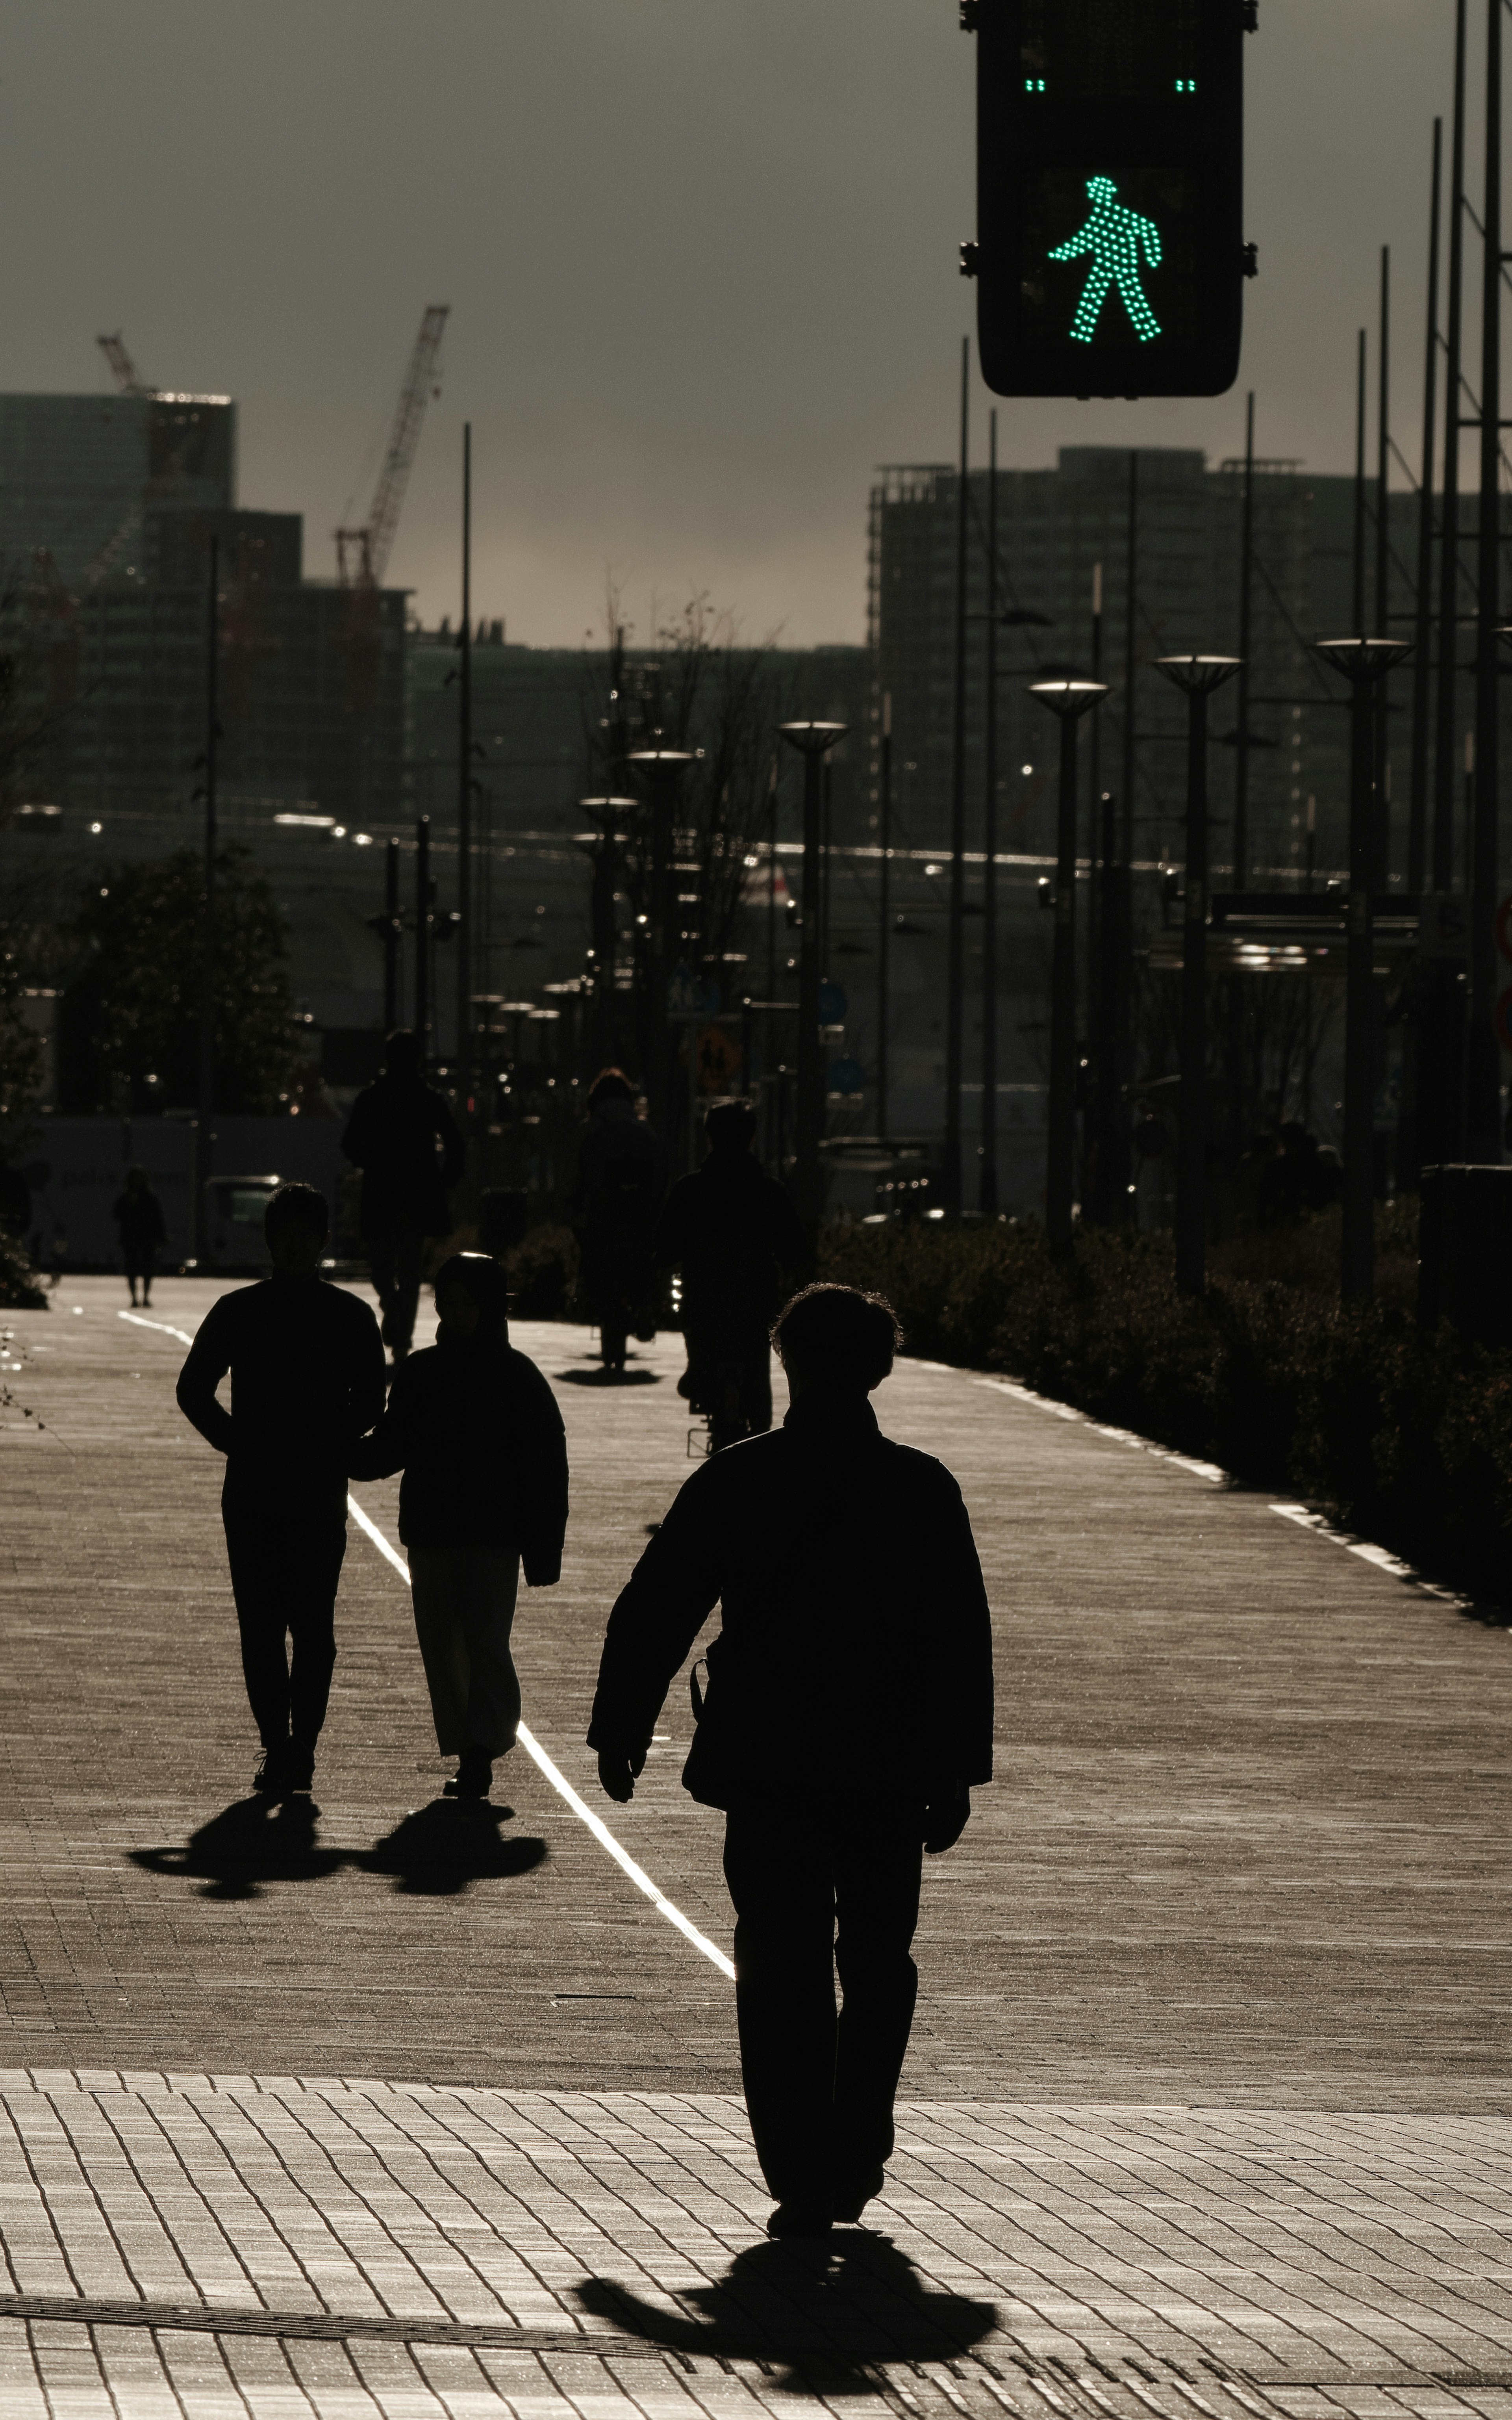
[576,1068,665,1374]
[350,1251,568,1803]
[657,1100,805,1449]
[176,1182,385,1798]
[589,1282,993,2237]
[341,1029,464,1361]
[114,1166,167,1306]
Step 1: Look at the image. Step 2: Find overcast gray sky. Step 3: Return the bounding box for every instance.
[0,1,1467,646]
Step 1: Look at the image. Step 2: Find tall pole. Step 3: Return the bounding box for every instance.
[456,423,473,1081]
[415,814,431,1064]
[1469,0,1503,1160]
[1353,330,1368,638]
[194,534,219,1271]
[1375,250,1393,887]
[1032,682,1106,1256]
[878,694,892,1143]
[779,722,847,1234]
[943,338,971,1214]
[383,837,401,1030]
[980,409,999,1214]
[626,748,693,1140]
[1235,391,1256,891]
[1120,453,1139,864]
[1410,118,1443,898]
[1435,0,1468,898]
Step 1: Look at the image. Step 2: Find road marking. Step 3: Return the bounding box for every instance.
[117,1305,735,1975]
[345,1496,735,1979]
[972,1373,1227,1482]
[1266,1500,1479,1605]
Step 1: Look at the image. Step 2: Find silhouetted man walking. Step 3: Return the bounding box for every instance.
[589,1282,993,2238]
[177,1182,386,1796]
[656,1099,804,1448]
[342,1029,464,1360]
[576,1068,665,1374]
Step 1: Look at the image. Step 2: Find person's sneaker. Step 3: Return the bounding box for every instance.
[766,2202,832,2240]
[831,2168,885,2223]
[253,1744,289,1796]
[446,1747,493,1801]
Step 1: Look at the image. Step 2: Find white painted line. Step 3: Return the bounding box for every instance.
[118,1306,736,1974]
[344,1494,736,1982]
[972,1373,1227,1483]
[120,1310,197,1347]
[1266,1500,1495,1613]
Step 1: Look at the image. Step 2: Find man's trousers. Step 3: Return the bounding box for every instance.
[223,1501,346,1752]
[722,1800,923,2210]
[366,1218,424,1356]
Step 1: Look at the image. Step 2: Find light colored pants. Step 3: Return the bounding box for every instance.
[408,1548,521,1756]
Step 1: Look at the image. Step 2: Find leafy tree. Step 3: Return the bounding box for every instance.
[0,945,42,1124]
[62,846,300,1113]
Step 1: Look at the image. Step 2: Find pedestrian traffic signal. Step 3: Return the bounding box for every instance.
[963,0,1252,399]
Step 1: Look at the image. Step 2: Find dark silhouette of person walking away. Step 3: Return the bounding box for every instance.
[350,1251,568,1801]
[656,1098,805,1448]
[176,1182,385,1796]
[576,1068,665,1373]
[114,1166,167,1307]
[588,1282,993,2238]
[341,1029,464,1362]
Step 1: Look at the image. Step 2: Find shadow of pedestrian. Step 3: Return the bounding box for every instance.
[129,1796,345,1902]
[357,1800,548,1897]
[555,1368,661,1386]
[576,2231,995,2376]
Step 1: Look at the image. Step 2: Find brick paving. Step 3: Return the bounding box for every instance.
[0,1276,1509,2416]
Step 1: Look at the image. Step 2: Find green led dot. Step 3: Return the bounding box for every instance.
[1048,176,1163,344]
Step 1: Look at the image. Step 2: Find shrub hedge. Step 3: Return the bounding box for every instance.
[0,1230,47,1310]
[818,1212,1512,1605]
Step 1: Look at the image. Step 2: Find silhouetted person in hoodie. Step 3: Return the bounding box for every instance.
[341,1028,465,1360]
[588,1282,993,2240]
[576,1067,665,1373]
[656,1098,804,1447]
[176,1182,385,1796]
[349,1251,568,1802]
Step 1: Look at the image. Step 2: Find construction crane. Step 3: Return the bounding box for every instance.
[97,333,153,395]
[336,305,450,588]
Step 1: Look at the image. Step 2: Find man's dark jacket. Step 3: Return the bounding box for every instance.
[655,1148,806,1339]
[588,1394,993,1808]
[348,1329,569,1581]
[341,1073,464,1240]
[176,1277,386,1513]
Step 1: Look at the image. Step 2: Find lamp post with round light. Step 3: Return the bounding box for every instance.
[1155,655,1242,1297]
[1310,635,1413,1298]
[625,749,693,1134]
[778,720,849,1233]
[1029,679,1108,1256]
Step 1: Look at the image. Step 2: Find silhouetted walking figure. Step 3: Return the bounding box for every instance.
[341,1029,464,1360]
[350,1251,568,1801]
[576,1068,665,1373]
[657,1099,805,1448]
[589,1283,993,2237]
[114,1166,167,1306]
[176,1182,385,1796]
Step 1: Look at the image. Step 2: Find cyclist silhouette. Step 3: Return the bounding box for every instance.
[1049,176,1163,343]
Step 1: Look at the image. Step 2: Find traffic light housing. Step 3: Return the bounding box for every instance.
[965,0,1252,400]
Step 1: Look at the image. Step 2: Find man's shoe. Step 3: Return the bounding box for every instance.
[253,1744,289,1796]
[832,2168,886,2223]
[766,2202,832,2240]
[446,1747,493,1801]
[283,1741,316,1793]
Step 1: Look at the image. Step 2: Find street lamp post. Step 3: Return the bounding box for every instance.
[779,720,849,1233]
[1310,636,1413,1298]
[194,534,220,1273]
[1029,680,1108,1257]
[578,796,637,1073]
[1155,656,1242,1297]
[625,750,693,1136]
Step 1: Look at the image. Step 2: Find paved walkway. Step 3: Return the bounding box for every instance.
[0,1277,1509,2417]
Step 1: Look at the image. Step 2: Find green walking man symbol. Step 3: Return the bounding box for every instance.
[1049,175,1163,343]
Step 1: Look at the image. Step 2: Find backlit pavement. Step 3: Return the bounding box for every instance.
[0,1275,1509,2418]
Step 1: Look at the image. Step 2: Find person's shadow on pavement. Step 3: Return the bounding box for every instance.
[357,1800,548,1897]
[130,1796,346,1902]
[576,2231,995,2374]
[556,1367,661,1387]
